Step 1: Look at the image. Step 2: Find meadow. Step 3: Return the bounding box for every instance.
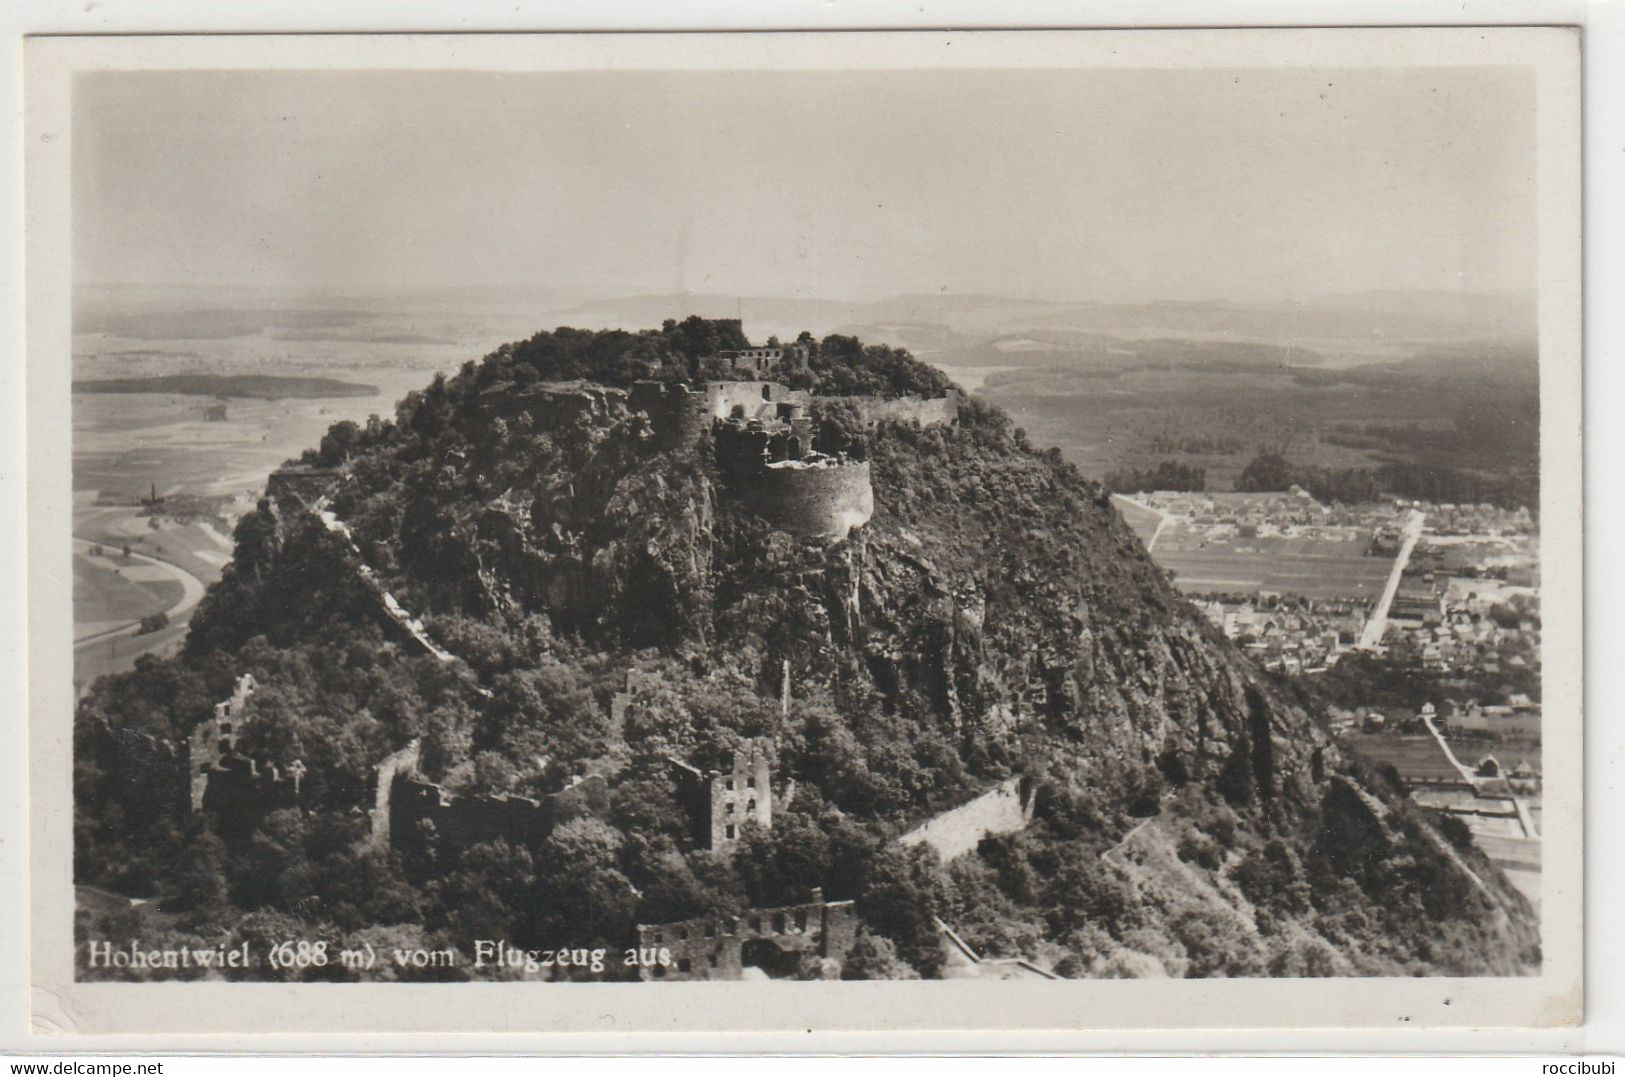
[1152,525,1392,599]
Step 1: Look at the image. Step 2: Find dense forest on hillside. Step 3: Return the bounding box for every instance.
[1236,446,1536,510]
[74,320,1537,982]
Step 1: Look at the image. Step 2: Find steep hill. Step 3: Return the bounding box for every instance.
[73,319,1537,981]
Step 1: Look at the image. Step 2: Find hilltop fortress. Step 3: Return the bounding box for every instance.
[279,334,960,543]
[629,377,960,540]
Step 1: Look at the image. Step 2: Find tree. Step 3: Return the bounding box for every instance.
[840,929,919,980]
[316,420,363,467]
[166,827,230,915]
[857,844,955,977]
[425,839,536,943]
[1237,452,1295,492]
[531,818,639,948]
[1105,460,1206,494]
[734,809,833,907]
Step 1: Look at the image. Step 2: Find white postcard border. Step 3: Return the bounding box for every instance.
[17,26,1587,1047]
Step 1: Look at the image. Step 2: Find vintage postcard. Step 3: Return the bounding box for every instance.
[21,27,1582,1042]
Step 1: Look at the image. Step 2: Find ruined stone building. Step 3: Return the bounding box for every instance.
[635,888,858,981]
[709,738,773,848]
[186,673,305,830]
[367,736,608,855]
[667,737,776,851]
[716,343,810,376]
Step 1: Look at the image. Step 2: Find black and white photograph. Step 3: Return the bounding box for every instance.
[19,27,1584,1038]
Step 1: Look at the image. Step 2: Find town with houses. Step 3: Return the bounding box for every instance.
[1124,487,1543,907]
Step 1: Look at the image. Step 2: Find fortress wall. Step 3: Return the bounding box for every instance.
[388,776,553,852]
[848,391,962,428]
[733,460,873,540]
[636,893,859,981]
[898,777,1031,864]
[369,739,423,850]
[266,468,343,507]
[377,765,603,854]
[629,381,707,448]
[198,756,300,834]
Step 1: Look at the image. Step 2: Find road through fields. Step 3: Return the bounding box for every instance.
[1358,509,1426,648]
[72,537,206,646]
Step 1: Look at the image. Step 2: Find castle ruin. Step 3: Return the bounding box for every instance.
[668,737,776,851]
[367,737,608,856]
[186,673,306,829]
[635,887,858,981]
[716,343,811,376]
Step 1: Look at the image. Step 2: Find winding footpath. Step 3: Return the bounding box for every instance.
[310,499,490,697]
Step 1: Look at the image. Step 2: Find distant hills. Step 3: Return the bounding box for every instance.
[72,282,1538,379]
[73,374,379,399]
[553,289,1537,369]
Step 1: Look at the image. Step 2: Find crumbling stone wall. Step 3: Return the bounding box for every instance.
[701,381,812,423]
[197,756,303,834]
[183,674,309,833]
[370,742,607,855]
[898,776,1035,863]
[628,381,707,449]
[369,739,423,850]
[666,737,776,850]
[849,390,962,428]
[388,778,553,852]
[717,344,810,375]
[187,674,261,811]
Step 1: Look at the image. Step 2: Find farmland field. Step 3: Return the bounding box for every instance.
[1341,733,1465,783]
[72,553,182,626]
[1111,496,1163,548]
[71,503,243,691]
[68,297,491,693]
[1151,523,1392,599]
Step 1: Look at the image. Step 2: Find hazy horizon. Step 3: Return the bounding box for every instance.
[74,66,1537,308]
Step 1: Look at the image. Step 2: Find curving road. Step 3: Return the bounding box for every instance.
[1113,494,1173,552]
[72,537,208,647]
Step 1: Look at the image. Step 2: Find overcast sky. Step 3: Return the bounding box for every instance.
[72,66,1536,304]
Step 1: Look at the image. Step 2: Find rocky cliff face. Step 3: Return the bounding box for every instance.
[164,334,1537,979]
